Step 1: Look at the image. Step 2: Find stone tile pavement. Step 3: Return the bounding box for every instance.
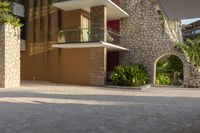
[0,81,199,133]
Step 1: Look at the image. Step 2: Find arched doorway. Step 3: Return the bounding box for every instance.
[154,54,184,86]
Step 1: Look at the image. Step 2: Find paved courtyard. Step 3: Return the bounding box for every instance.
[0,81,199,133]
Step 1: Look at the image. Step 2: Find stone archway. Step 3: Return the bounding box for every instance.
[153,52,186,85]
[152,50,200,87]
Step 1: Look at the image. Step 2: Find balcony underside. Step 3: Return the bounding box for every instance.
[53,0,129,20]
[157,0,200,20]
[52,41,129,51]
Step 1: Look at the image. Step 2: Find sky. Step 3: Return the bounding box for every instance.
[181,18,200,25]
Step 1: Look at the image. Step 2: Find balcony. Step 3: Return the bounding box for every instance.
[53,27,128,51]
[52,0,128,51]
[57,27,120,44]
[53,0,129,20]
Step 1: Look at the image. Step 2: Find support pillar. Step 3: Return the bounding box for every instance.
[0,24,20,88]
[90,47,107,86]
[90,5,107,42]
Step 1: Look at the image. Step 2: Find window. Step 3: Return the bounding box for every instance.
[81,15,90,42]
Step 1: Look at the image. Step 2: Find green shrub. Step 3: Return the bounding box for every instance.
[156,55,183,85]
[111,64,149,86]
[0,1,23,28]
[156,73,171,85]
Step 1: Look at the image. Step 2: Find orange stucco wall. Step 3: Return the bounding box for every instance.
[46,48,91,85]
[60,9,90,29]
[22,48,91,85]
[60,10,81,29]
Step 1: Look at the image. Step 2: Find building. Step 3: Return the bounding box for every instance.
[10,0,128,86]
[182,20,200,40]
[2,0,200,88]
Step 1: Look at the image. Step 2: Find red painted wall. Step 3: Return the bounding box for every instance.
[107,20,120,32]
[106,20,120,74]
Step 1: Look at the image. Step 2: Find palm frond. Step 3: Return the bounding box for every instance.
[176,37,200,68]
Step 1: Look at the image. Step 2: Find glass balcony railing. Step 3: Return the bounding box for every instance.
[57,27,120,44]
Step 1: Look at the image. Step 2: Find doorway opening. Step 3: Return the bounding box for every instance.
[155,55,183,86]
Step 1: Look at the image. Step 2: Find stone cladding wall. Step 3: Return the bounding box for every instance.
[91,5,107,42]
[119,0,200,87]
[90,47,107,86]
[0,24,20,88]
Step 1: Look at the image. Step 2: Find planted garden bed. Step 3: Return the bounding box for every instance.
[109,64,150,90]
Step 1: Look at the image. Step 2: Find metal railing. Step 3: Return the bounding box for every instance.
[57,27,120,44]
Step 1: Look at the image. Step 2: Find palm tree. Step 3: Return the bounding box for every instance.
[176,36,200,67]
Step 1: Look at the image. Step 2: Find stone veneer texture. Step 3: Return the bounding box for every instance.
[90,5,107,42]
[0,24,20,88]
[90,47,107,86]
[119,0,200,87]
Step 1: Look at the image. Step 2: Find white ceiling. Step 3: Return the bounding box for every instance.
[157,0,200,20]
[53,0,129,20]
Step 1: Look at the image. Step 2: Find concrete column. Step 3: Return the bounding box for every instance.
[90,5,107,42]
[0,24,20,88]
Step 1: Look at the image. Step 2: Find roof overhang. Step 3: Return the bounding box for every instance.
[157,0,200,20]
[53,0,129,20]
[52,41,129,51]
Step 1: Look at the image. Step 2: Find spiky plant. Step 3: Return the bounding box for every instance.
[0,1,23,27]
[0,1,11,13]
